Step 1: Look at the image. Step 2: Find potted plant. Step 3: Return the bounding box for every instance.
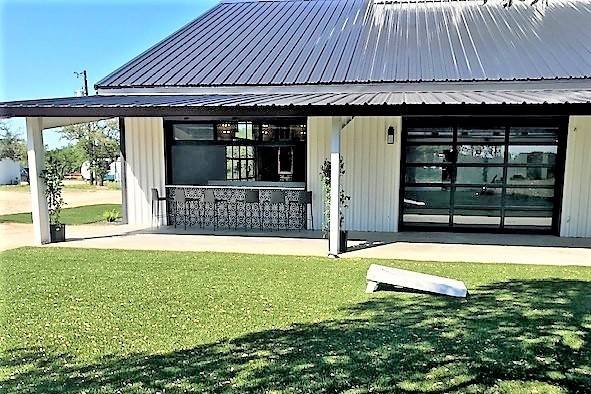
[41,156,66,243]
[320,157,350,253]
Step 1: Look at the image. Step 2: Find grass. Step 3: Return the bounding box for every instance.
[1,248,590,393]
[0,182,121,192]
[0,204,121,225]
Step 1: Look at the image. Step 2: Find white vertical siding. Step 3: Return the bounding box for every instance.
[307,116,402,232]
[124,117,166,226]
[561,116,591,237]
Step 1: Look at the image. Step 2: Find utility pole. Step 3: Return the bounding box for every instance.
[74,70,89,96]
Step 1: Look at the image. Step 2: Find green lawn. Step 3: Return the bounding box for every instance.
[1,248,590,393]
[0,204,121,225]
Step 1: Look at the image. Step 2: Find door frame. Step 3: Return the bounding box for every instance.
[398,115,569,235]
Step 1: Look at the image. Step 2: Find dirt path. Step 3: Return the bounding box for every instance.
[0,189,122,215]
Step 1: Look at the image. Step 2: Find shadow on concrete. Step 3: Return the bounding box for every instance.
[2,279,590,393]
[138,226,327,240]
[345,231,591,253]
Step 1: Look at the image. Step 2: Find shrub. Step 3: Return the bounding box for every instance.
[102,208,120,223]
[41,157,66,225]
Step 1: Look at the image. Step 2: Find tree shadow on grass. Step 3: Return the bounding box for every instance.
[2,279,590,393]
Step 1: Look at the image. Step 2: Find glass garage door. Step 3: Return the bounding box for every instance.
[401,118,566,233]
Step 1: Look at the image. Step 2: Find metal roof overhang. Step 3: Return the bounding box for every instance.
[2,90,591,119]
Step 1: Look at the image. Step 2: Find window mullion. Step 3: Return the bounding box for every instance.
[500,126,510,230]
[449,125,457,229]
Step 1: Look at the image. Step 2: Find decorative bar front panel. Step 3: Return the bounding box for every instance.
[166,186,307,230]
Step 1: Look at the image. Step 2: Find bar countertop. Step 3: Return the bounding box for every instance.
[165,183,305,190]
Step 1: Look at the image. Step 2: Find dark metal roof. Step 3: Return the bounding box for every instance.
[2,89,590,118]
[96,0,591,89]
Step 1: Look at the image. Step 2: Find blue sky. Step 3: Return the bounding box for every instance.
[0,0,218,148]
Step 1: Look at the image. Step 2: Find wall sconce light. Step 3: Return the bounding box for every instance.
[387,126,396,144]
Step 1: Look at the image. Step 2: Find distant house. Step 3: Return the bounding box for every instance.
[1,0,590,253]
[81,158,122,183]
[0,158,21,185]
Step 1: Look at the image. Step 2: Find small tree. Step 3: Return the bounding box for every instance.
[60,119,120,185]
[0,121,27,165]
[320,157,350,234]
[46,144,85,176]
[40,157,66,226]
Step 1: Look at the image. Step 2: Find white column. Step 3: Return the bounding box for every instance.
[329,117,342,257]
[26,117,50,245]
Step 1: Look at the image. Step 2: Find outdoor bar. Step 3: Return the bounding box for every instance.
[161,118,312,231]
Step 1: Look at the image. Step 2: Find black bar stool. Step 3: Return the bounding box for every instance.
[173,188,189,230]
[264,190,287,230]
[302,191,313,230]
[242,190,262,230]
[151,188,167,228]
[200,189,222,230]
[289,191,313,230]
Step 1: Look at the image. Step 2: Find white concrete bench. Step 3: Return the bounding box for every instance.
[366,264,468,298]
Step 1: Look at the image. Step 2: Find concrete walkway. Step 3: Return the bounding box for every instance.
[2,223,591,266]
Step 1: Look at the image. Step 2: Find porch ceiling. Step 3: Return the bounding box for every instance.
[1,89,591,118]
[40,117,110,129]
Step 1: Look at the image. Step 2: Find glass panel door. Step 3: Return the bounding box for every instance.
[401,118,565,233]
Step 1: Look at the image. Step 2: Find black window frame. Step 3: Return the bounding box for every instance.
[164,118,307,186]
[399,116,568,235]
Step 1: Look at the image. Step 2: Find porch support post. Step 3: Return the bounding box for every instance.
[118,117,128,224]
[329,117,342,257]
[26,117,50,245]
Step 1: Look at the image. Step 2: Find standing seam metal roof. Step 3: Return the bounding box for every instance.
[96,0,591,89]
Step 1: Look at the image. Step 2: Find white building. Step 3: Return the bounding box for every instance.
[1,0,591,254]
[81,158,122,183]
[0,158,21,185]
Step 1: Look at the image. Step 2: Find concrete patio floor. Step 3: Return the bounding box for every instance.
[2,223,591,266]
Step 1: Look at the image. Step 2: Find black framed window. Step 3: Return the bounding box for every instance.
[400,117,567,234]
[173,123,215,141]
[226,146,255,181]
[165,119,307,186]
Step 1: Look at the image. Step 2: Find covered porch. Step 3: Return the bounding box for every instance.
[15,113,355,256]
[2,87,591,256]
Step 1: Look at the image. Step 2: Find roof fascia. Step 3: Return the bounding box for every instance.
[96,79,591,96]
[3,103,591,119]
